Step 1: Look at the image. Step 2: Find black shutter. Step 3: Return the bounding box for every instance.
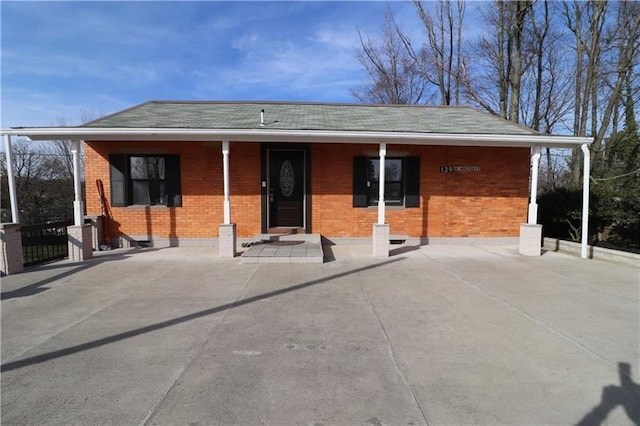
[165,155,182,207]
[353,156,369,207]
[109,154,128,207]
[404,156,420,208]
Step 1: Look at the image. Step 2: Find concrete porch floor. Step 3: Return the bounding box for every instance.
[1,244,639,425]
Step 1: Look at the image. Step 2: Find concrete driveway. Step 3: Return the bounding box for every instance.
[1,244,639,425]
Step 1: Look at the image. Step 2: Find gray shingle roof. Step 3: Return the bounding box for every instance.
[85,101,537,135]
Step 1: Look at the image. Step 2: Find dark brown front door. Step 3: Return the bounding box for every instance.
[269,150,305,228]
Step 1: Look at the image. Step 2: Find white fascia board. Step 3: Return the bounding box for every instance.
[3,127,592,148]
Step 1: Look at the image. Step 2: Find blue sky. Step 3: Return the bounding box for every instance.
[1,1,418,127]
[1,1,482,128]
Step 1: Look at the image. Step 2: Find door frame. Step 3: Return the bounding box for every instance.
[260,143,312,233]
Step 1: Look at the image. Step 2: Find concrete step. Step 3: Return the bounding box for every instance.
[241,235,324,264]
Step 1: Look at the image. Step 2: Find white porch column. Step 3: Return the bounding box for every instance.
[519,146,543,256]
[219,140,236,257]
[1,135,24,274]
[581,143,591,259]
[3,134,20,223]
[373,142,390,257]
[72,139,84,226]
[222,140,231,224]
[528,146,541,224]
[377,142,386,225]
[68,139,92,261]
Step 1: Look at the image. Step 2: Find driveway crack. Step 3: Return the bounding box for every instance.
[359,282,430,426]
[422,251,631,378]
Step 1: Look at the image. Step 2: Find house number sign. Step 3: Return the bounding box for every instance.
[439,166,481,173]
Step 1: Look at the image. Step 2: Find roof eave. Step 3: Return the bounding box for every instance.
[2,127,593,148]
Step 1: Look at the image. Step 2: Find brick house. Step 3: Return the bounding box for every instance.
[2,101,593,263]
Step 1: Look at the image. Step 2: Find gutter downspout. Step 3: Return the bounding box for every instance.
[581,143,590,259]
[528,146,541,224]
[3,134,20,223]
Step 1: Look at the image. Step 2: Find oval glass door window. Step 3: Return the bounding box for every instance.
[280,160,295,198]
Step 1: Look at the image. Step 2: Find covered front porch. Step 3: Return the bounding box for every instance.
[0,135,589,274]
[1,101,593,273]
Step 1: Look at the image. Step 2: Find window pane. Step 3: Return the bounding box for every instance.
[149,181,166,205]
[385,159,402,181]
[369,183,403,203]
[130,157,147,179]
[367,158,404,205]
[385,181,403,200]
[367,159,379,181]
[148,157,165,180]
[132,181,150,205]
[368,182,379,202]
[368,159,402,182]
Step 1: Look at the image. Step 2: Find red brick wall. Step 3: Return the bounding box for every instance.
[85,141,529,240]
[312,144,529,238]
[228,143,261,237]
[87,141,218,240]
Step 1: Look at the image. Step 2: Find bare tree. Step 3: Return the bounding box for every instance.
[564,0,640,186]
[352,2,465,106]
[0,139,73,224]
[1,110,104,224]
[51,109,104,180]
[412,0,466,105]
[351,9,432,104]
[517,1,575,190]
[462,0,533,121]
[529,0,551,132]
[592,1,640,154]
[508,0,534,123]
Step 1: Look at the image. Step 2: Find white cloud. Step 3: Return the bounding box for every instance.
[230,33,260,51]
[2,48,177,86]
[313,27,361,50]
[195,30,363,100]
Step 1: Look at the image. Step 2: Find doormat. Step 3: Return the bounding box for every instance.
[266,241,305,246]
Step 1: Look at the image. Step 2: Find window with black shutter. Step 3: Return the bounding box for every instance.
[108,154,182,207]
[353,156,420,208]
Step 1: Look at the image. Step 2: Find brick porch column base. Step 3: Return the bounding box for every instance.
[373,224,390,258]
[219,224,237,258]
[1,223,24,275]
[519,223,543,256]
[67,225,93,262]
